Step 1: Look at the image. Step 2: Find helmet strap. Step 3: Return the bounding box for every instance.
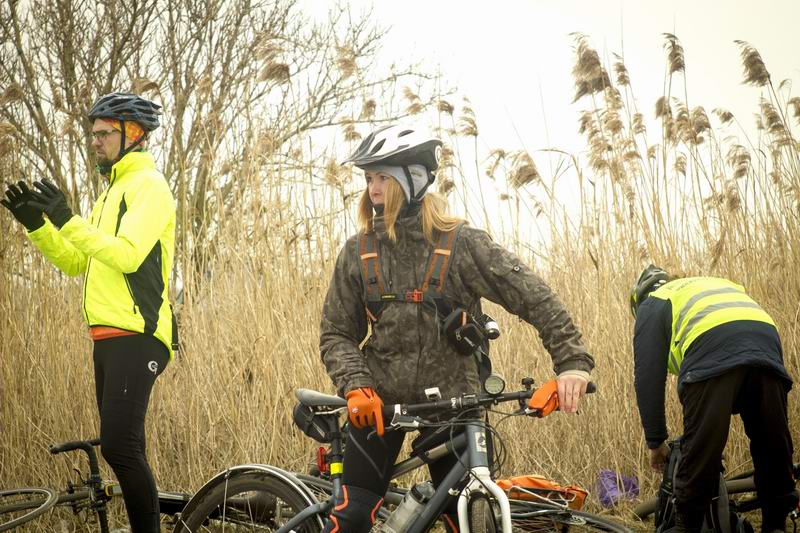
[402,165,416,200]
[413,168,435,200]
[400,165,435,210]
[96,120,147,177]
[115,120,147,161]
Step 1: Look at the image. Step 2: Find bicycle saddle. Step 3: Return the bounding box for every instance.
[295,388,347,408]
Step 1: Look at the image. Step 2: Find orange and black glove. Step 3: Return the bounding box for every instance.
[527,379,559,417]
[345,387,385,436]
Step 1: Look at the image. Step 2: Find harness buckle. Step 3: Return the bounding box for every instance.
[405,289,425,303]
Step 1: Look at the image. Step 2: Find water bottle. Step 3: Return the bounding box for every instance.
[382,481,435,533]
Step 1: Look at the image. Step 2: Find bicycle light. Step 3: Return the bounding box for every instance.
[480,314,500,340]
[424,387,442,401]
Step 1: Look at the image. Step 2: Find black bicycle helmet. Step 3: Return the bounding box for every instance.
[343,125,442,173]
[630,264,669,317]
[88,92,162,132]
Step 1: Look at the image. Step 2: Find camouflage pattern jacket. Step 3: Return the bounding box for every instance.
[319,214,594,404]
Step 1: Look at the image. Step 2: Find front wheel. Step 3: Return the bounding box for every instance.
[469,492,497,533]
[175,472,322,532]
[0,487,59,531]
[509,501,633,532]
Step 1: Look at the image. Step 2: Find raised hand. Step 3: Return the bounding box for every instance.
[1,181,45,231]
[28,179,74,228]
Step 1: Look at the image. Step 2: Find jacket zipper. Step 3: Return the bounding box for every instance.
[82,168,116,324]
[123,273,138,315]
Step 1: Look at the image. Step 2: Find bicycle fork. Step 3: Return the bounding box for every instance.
[453,424,513,533]
[457,466,512,533]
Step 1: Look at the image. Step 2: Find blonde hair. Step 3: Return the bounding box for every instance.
[357,176,464,243]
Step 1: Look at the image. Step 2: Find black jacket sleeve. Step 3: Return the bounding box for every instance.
[633,297,672,448]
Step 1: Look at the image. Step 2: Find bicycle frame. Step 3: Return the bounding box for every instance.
[277,419,512,533]
[184,381,598,533]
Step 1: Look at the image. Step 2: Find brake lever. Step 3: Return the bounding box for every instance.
[390,413,423,429]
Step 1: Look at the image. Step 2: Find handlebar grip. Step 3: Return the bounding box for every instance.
[587,382,597,394]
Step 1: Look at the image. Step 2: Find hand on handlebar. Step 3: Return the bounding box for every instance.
[346,387,385,437]
[557,372,589,413]
[527,379,560,417]
[527,375,591,416]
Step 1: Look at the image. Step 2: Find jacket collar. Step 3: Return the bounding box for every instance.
[109,151,155,184]
[374,213,426,244]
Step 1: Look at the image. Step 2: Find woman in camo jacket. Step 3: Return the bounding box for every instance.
[318,125,594,533]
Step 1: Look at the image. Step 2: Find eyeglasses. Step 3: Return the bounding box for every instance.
[90,129,119,141]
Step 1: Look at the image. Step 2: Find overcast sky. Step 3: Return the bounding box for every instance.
[316,0,800,156]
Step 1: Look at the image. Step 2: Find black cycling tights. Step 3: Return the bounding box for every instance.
[93,334,169,533]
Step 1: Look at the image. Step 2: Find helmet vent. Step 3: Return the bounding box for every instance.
[369,139,386,155]
[398,129,414,137]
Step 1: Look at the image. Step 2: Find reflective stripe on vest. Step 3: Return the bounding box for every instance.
[649,277,774,375]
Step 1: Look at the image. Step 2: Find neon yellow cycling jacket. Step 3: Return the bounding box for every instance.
[649,277,774,375]
[28,152,176,358]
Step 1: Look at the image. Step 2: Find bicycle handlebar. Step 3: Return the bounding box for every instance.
[382,381,597,428]
[49,438,101,455]
[49,438,102,477]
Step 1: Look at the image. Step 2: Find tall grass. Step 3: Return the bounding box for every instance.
[1,34,798,531]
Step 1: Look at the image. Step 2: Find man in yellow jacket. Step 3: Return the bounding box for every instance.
[1,92,176,533]
[630,265,796,533]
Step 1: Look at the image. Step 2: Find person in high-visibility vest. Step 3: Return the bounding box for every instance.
[630,265,797,532]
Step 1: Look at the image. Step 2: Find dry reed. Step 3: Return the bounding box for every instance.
[1,32,799,533]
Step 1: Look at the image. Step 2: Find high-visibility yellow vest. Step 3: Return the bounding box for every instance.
[650,277,774,375]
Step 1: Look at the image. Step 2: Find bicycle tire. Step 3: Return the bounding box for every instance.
[469,492,496,533]
[633,477,757,519]
[509,500,633,532]
[177,471,322,532]
[0,487,59,531]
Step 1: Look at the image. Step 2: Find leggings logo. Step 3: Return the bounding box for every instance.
[147,361,159,375]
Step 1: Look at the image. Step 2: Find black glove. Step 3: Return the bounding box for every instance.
[28,178,74,228]
[1,181,45,231]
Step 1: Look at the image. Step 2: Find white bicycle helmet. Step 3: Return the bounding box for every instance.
[343,125,442,202]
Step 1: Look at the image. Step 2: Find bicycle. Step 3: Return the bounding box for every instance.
[633,441,800,530]
[0,437,191,532]
[174,376,633,532]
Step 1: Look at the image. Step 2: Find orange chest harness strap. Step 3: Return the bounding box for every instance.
[357,225,462,323]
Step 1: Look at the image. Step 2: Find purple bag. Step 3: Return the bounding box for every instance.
[596,469,639,508]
